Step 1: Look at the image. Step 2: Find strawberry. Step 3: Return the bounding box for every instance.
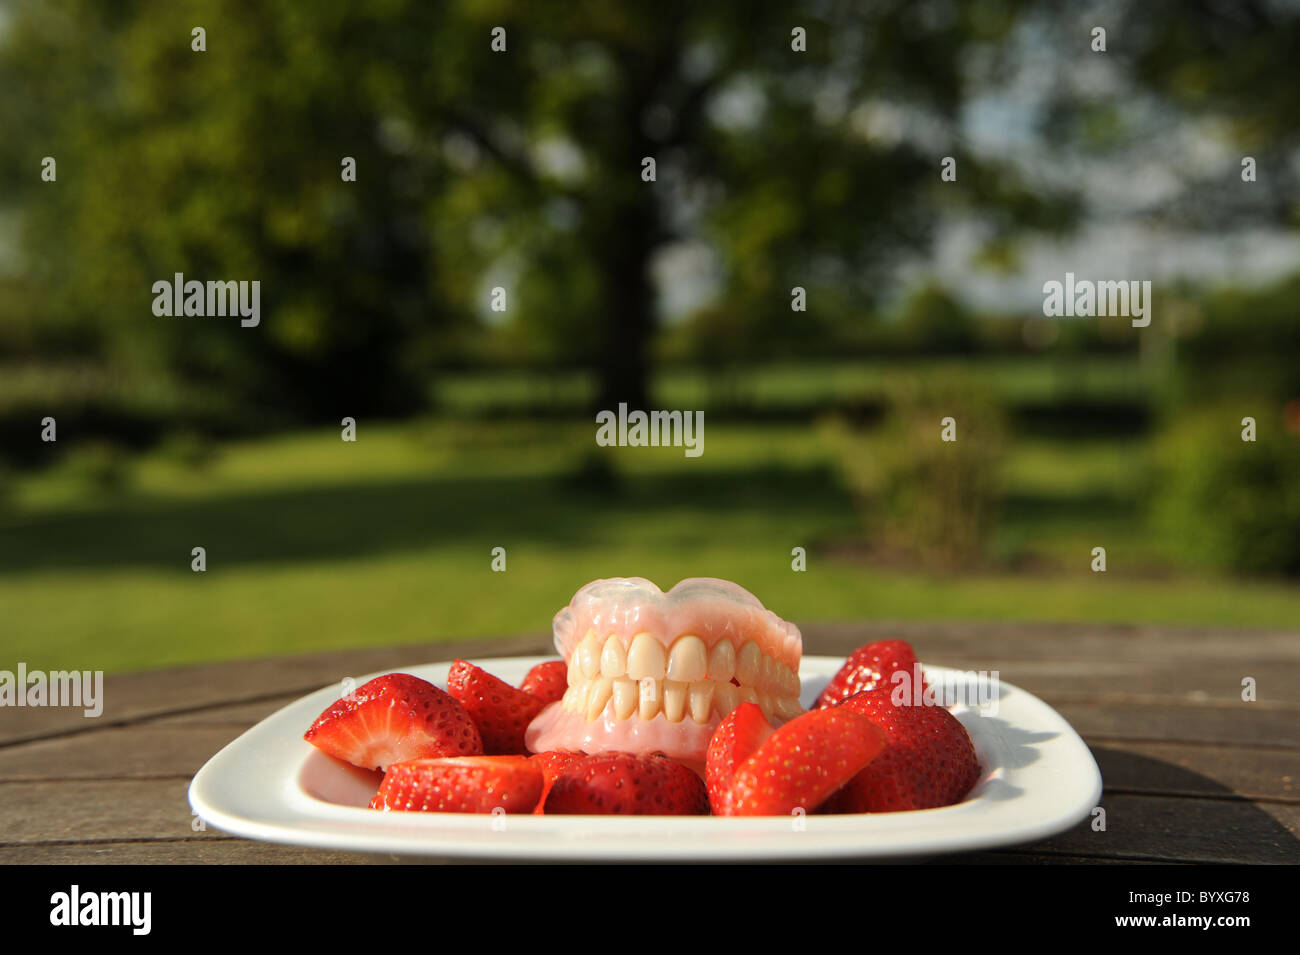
[543,752,709,815]
[815,639,924,709]
[722,707,887,816]
[304,673,483,772]
[529,750,585,814]
[519,660,568,706]
[446,659,546,755]
[705,702,775,814]
[823,686,980,812]
[370,756,543,813]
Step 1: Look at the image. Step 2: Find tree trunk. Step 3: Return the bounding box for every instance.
[591,187,657,413]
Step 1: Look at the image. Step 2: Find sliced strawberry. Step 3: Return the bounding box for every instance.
[446,659,546,755]
[519,660,567,706]
[529,750,585,814]
[721,707,887,816]
[815,640,924,709]
[705,702,775,814]
[370,756,543,813]
[304,673,483,772]
[543,752,709,815]
[823,686,980,812]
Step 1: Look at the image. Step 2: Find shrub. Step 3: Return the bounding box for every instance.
[1151,404,1300,575]
[829,378,1006,569]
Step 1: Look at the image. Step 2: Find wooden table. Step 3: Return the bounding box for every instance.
[3,623,1297,864]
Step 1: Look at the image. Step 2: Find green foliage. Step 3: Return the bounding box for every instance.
[1151,405,1300,576]
[895,284,978,354]
[829,378,1006,569]
[0,0,1078,427]
[1171,275,1300,405]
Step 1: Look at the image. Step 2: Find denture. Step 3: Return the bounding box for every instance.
[524,577,805,763]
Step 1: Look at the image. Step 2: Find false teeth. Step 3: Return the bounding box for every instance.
[525,577,806,762]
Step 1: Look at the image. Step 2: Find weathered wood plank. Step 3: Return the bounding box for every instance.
[919,658,1300,707]
[0,840,390,865]
[803,621,1300,664]
[1089,742,1299,804]
[1057,702,1300,748]
[0,725,245,781]
[0,778,198,844]
[0,634,554,746]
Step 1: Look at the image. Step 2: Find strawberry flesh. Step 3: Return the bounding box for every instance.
[304,673,483,772]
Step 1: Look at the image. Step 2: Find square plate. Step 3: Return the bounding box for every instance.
[188,654,1102,861]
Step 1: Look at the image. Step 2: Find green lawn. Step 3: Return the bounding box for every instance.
[2,418,1297,674]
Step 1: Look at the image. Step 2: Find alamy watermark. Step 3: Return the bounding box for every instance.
[595,402,704,458]
[1042,272,1150,327]
[890,664,1000,715]
[152,272,260,328]
[50,885,150,935]
[0,664,103,717]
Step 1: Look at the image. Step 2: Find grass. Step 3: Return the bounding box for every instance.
[432,356,1149,416]
[2,418,1298,674]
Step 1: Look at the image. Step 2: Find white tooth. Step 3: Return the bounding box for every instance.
[757,691,774,724]
[663,680,687,722]
[738,685,759,706]
[578,632,601,678]
[666,635,708,682]
[586,677,612,721]
[713,682,739,718]
[570,680,591,714]
[782,664,801,697]
[612,678,638,719]
[707,639,736,682]
[689,681,715,724]
[561,686,575,711]
[735,641,762,686]
[600,636,626,678]
[567,650,582,685]
[638,677,662,720]
[627,633,666,681]
[775,696,804,721]
[760,654,777,692]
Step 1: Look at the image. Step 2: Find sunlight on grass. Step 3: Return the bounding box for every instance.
[2,417,1297,673]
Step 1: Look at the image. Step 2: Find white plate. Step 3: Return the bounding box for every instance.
[189,655,1102,861]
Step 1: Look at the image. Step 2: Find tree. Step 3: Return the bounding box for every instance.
[0,0,1096,421]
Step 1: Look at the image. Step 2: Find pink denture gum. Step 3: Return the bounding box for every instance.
[524,577,805,763]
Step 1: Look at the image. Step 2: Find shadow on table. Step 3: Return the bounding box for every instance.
[951,746,1300,864]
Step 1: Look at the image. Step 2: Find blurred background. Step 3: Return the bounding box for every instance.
[1,0,1298,673]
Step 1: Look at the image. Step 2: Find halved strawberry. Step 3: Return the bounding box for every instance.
[823,686,980,812]
[815,640,924,709]
[543,752,709,815]
[370,756,543,813]
[519,660,567,706]
[304,673,483,772]
[705,702,775,814]
[529,750,585,813]
[721,707,887,816]
[446,659,546,755]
